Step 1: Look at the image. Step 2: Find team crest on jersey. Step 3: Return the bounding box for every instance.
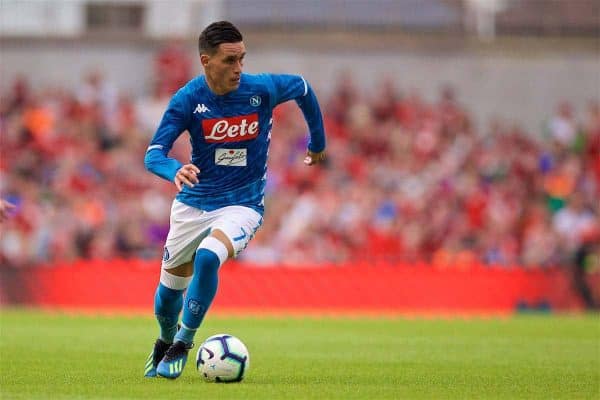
[250,95,261,107]
[163,247,170,261]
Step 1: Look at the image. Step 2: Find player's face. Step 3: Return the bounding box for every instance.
[202,42,246,95]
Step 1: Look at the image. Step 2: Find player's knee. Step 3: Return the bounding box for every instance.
[166,260,194,277]
[198,235,230,266]
[160,268,193,290]
[206,230,234,260]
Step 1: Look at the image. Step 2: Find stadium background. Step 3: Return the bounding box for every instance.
[0,0,599,313]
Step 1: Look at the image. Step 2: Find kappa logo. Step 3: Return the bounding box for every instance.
[194,104,210,114]
[250,95,261,107]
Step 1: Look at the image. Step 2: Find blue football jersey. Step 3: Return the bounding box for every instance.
[144,73,326,215]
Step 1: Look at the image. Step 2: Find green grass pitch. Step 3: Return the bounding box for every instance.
[0,309,598,399]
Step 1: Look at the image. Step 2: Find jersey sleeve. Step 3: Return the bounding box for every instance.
[268,74,326,153]
[143,89,190,182]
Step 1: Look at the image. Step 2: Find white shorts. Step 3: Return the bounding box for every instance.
[161,199,263,269]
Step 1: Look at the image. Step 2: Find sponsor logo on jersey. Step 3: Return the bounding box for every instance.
[250,95,261,106]
[193,104,210,113]
[215,148,247,166]
[202,113,259,143]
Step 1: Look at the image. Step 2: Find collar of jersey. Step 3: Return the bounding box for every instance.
[201,75,243,100]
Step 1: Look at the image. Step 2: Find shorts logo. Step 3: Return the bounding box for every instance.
[163,247,170,261]
[202,113,259,143]
[250,95,261,107]
[233,227,248,242]
[187,299,205,316]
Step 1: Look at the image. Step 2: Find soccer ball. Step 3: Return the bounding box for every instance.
[196,334,250,382]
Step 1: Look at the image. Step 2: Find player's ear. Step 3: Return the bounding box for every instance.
[200,54,210,67]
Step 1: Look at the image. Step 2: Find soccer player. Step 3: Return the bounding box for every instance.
[143,21,326,379]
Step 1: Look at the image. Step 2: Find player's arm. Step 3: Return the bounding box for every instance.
[269,74,326,165]
[144,90,199,190]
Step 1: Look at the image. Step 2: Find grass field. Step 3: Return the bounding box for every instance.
[0,309,598,399]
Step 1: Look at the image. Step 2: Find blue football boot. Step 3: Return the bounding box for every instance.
[144,338,171,378]
[156,341,194,379]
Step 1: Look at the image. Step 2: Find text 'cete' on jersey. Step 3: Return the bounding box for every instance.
[202,114,259,143]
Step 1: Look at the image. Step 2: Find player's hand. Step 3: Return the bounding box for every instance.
[174,164,200,191]
[303,150,326,166]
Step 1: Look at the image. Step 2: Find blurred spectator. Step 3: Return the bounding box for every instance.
[153,40,192,98]
[0,71,598,274]
[553,194,596,253]
[77,70,118,130]
[546,101,578,148]
[0,200,16,222]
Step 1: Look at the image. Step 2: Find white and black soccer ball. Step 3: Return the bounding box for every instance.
[196,334,249,382]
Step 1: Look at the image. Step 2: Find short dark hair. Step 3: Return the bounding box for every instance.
[198,21,243,55]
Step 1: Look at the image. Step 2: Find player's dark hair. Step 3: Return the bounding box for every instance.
[198,21,243,55]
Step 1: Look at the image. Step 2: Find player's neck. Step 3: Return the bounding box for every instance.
[205,78,232,96]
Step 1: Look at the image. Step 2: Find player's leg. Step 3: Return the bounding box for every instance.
[156,233,230,379]
[156,262,193,341]
[175,230,232,344]
[144,261,192,377]
[157,206,262,379]
[145,200,209,378]
[178,207,262,343]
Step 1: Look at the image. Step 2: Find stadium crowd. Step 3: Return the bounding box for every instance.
[1,65,599,270]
